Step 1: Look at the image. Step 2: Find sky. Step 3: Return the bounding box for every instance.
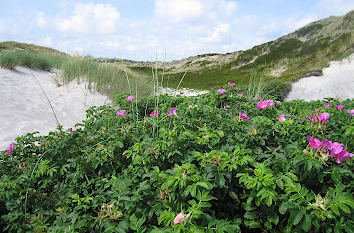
[0,0,353,61]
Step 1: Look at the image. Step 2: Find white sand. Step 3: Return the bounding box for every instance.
[0,67,110,150]
[156,87,209,96]
[286,55,354,101]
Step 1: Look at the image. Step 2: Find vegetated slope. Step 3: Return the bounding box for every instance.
[0,41,67,55]
[115,10,354,91]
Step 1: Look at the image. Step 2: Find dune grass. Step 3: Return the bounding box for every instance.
[0,49,153,98]
[59,57,153,99]
[0,50,65,70]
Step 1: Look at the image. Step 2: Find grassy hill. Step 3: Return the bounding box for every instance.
[109,10,354,92]
[0,41,66,55]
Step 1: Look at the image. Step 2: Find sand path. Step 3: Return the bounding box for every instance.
[0,67,110,150]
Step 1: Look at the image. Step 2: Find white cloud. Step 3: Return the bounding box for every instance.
[154,0,204,22]
[36,12,47,28]
[38,35,53,47]
[201,23,230,43]
[285,15,318,32]
[38,3,120,34]
[316,0,354,15]
[220,1,238,17]
[0,20,5,33]
[154,0,237,22]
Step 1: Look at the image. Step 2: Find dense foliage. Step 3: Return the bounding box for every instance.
[1,85,353,232]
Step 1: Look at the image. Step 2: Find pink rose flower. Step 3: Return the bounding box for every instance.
[307,136,322,149]
[126,96,135,102]
[347,109,354,116]
[227,82,236,88]
[335,105,345,110]
[318,112,330,123]
[5,142,17,155]
[173,212,186,224]
[167,108,177,116]
[324,103,332,107]
[217,89,226,95]
[150,111,159,117]
[116,110,126,117]
[256,100,274,109]
[239,112,250,120]
[278,114,290,122]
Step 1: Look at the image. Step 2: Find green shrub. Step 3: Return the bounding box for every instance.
[1,87,353,232]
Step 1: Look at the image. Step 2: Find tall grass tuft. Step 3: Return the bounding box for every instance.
[0,50,65,70]
[59,57,153,99]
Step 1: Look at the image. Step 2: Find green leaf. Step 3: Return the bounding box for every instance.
[287,172,298,181]
[331,205,340,216]
[276,179,284,190]
[302,215,311,232]
[199,202,212,208]
[244,211,258,219]
[331,172,341,183]
[265,196,273,207]
[268,213,279,225]
[289,208,306,225]
[229,191,238,200]
[338,203,351,214]
[279,201,296,215]
[196,181,211,190]
[289,193,302,202]
[130,214,138,230]
[264,221,272,229]
[216,174,225,188]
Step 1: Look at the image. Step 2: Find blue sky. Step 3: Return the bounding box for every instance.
[0,0,353,61]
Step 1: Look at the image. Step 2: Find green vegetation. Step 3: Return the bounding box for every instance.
[0,45,153,98]
[294,24,324,37]
[1,87,353,232]
[60,58,152,98]
[0,41,65,55]
[0,50,65,70]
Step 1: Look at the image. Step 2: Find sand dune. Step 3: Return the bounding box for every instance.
[0,67,110,150]
[286,55,354,101]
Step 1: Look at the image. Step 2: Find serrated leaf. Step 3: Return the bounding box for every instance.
[229,191,238,200]
[264,221,272,229]
[289,208,306,225]
[199,202,212,208]
[276,179,284,190]
[331,205,340,216]
[338,203,351,214]
[244,211,258,219]
[289,193,302,202]
[196,181,210,190]
[302,215,311,231]
[268,213,279,225]
[216,174,225,188]
[279,202,290,214]
[265,196,273,207]
[331,172,341,183]
[287,172,298,181]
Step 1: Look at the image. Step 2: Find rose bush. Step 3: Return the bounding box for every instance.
[0,86,353,232]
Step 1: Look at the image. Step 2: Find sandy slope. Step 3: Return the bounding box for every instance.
[286,55,354,101]
[0,67,110,150]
